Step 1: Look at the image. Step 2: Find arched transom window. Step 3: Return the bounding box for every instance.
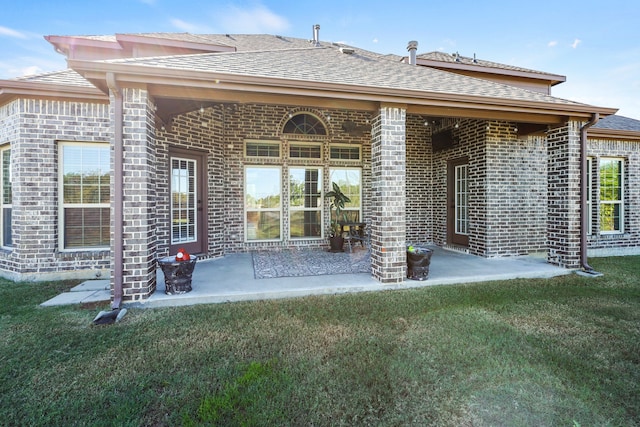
[283,113,327,135]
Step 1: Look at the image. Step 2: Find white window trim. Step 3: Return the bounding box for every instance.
[289,167,324,240]
[0,146,11,249]
[282,112,328,138]
[244,166,283,242]
[58,141,110,251]
[170,156,198,245]
[329,143,362,161]
[599,157,624,235]
[329,167,363,224]
[244,139,281,160]
[288,141,323,161]
[454,164,469,236]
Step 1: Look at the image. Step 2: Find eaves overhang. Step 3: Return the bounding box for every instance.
[45,35,122,57]
[414,58,567,87]
[68,59,617,125]
[588,127,640,141]
[0,79,108,105]
[115,33,235,53]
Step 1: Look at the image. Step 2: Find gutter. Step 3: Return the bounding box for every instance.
[106,73,124,309]
[580,113,599,274]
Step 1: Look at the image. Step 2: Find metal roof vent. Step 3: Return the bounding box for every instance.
[312,24,320,47]
[407,40,418,65]
[340,47,355,55]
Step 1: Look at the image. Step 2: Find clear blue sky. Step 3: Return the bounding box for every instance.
[1,0,638,118]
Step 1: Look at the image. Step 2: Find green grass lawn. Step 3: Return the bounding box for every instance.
[1,257,639,426]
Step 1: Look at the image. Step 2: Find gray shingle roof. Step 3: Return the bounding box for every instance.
[417,51,557,77]
[593,114,640,131]
[71,34,117,42]
[66,32,342,52]
[102,46,584,106]
[197,33,317,51]
[14,69,95,87]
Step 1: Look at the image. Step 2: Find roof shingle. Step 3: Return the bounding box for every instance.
[417,51,558,77]
[593,114,640,131]
[14,69,95,87]
[102,46,584,106]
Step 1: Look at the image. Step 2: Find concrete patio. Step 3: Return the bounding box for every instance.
[134,246,572,308]
[41,246,573,308]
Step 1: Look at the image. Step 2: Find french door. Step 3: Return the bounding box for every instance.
[169,149,206,254]
[447,157,470,247]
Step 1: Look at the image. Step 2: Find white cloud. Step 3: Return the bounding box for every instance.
[170,18,206,32]
[0,26,28,39]
[372,38,378,44]
[0,48,68,79]
[217,4,289,33]
[571,38,581,49]
[548,40,558,47]
[20,65,44,77]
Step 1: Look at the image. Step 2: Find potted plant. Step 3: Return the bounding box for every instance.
[325,182,351,252]
[157,247,198,294]
[406,244,433,280]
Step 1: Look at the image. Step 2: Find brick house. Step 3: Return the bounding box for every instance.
[0,30,638,307]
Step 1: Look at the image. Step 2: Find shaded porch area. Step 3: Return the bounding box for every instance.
[131,247,571,308]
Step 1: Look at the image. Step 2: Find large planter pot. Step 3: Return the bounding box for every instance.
[328,235,345,252]
[158,256,197,294]
[406,247,433,281]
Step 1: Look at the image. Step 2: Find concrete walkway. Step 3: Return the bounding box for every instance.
[41,247,572,308]
[40,279,111,307]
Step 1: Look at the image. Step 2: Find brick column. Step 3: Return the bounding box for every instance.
[547,121,581,268]
[370,104,407,283]
[116,88,158,301]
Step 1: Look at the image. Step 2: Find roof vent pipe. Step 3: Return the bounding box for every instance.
[313,24,320,46]
[407,40,418,65]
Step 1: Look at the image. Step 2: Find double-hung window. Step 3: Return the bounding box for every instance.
[0,147,11,248]
[289,167,322,238]
[329,168,362,223]
[599,158,624,233]
[245,166,282,241]
[59,142,110,249]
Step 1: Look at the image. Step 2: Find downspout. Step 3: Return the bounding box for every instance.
[107,73,124,309]
[580,113,599,273]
